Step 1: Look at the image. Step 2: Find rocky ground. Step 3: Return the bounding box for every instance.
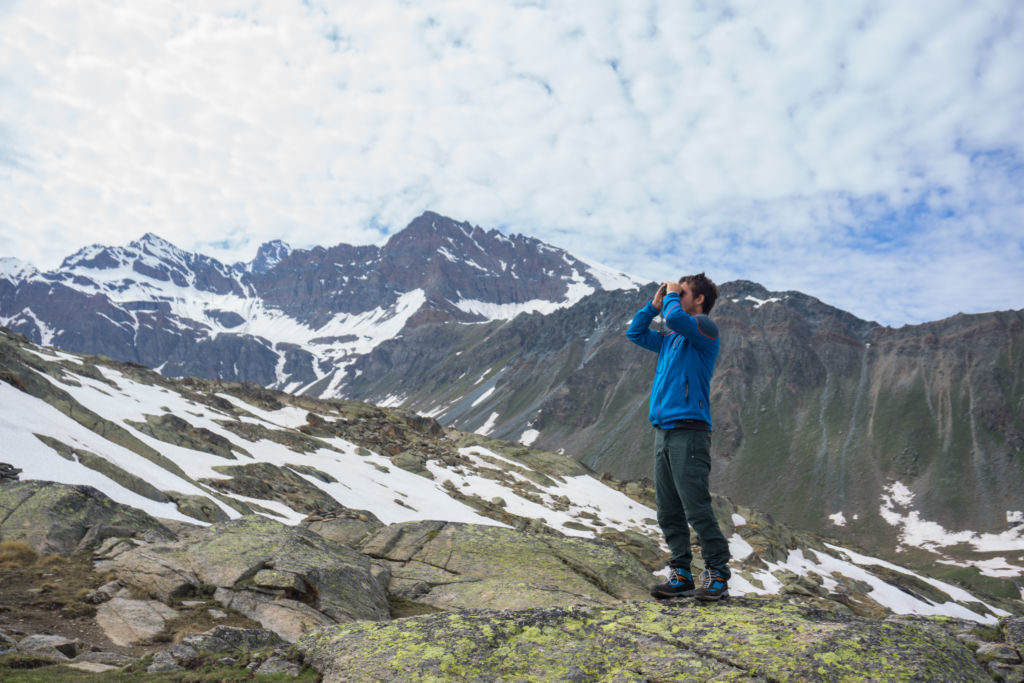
[0,539,309,680]
[1,489,1023,681]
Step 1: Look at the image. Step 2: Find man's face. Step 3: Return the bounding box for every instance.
[678,281,702,315]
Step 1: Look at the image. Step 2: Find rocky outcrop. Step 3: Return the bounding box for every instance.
[0,481,175,553]
[359,520,652,611]
[110,516,389,642]
[296,600,997,682]
[0,477,1020,680]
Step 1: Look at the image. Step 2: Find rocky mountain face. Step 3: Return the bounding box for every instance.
[1,327,1021,679]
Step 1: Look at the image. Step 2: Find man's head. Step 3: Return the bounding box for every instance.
[679,272,719,315]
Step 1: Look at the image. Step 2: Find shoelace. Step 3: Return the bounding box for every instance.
[701,570,721,588]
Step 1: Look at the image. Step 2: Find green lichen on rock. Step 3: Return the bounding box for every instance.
[297,600,992,682]
[359,521,651,611]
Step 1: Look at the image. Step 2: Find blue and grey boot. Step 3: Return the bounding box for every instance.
[650,567,695,599]
[694,568,729,601]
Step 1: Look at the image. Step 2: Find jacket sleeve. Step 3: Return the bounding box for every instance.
[662,294,719,352]
[626,301,664,353]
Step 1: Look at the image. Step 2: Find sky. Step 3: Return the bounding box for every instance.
[1,0,1022,327]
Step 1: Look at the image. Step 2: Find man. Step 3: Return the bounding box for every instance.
[626,272,730,601]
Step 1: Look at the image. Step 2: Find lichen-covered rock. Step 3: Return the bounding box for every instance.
[112,515,389,641]
[181,626,286,654]
[975,641,1022,664]
[1005,616,1024,650]
[297,599,993,682]
[301,507,385,548]
[214,587,335,643]
[200,461,341,515]
[0,480,175,553]
[359,520,652,611]
[164,491,231,523]
[16,634,84,660]
[147,643,199,673]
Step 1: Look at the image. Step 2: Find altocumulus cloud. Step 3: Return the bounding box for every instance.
[0,0,1022,326]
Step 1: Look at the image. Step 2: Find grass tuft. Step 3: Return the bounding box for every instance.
[0,541,38,568]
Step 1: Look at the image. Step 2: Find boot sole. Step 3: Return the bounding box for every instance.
[694,590,729,602]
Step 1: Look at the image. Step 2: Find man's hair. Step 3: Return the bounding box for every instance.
[680,272,719,314]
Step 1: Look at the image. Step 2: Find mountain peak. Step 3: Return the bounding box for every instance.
[249,239,292,273]
[387,212,480,249]
[0,257,39,282]
[129,232,187,261]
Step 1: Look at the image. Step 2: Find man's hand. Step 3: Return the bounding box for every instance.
[652,282,669,311]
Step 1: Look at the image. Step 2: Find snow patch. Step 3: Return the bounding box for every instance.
[880,481,1024,555]
[471,386,495,408]
[828,511,847,527]
[475,411,500,435]
[519,429,540,446]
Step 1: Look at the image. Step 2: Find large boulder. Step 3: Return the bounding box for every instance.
[297,599,993,682]
[111,515,389,641]
[359,521,652,610]
[0,480,175,554]
[94,598,179,646]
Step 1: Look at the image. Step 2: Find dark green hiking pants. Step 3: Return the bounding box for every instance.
[653,428,731,580]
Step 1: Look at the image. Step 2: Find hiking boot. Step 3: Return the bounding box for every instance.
[650,567,695,599]
[694,568,729,601]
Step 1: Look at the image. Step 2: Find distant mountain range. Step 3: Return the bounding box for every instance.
[0,211,639,396]
[1,211,1022,590]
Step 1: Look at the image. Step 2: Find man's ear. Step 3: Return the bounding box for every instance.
[694,293,705,312]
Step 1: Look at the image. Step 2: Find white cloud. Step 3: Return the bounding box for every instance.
[1,0,1022,326]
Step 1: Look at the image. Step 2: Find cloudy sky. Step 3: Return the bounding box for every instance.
[1,0,1022,327]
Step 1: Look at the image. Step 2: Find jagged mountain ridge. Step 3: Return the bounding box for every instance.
[0,326,1016,626]
[0,211,640,396]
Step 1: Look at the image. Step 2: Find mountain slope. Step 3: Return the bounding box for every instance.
[342,281,1024,593]
[1,326,1019,625]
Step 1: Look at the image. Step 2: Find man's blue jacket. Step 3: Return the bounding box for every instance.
[626,292,720,430]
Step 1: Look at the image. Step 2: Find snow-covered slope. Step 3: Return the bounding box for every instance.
[0,328,1012,624]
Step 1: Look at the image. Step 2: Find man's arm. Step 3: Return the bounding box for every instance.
[662,293,719,351]
[626,300,664,353]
